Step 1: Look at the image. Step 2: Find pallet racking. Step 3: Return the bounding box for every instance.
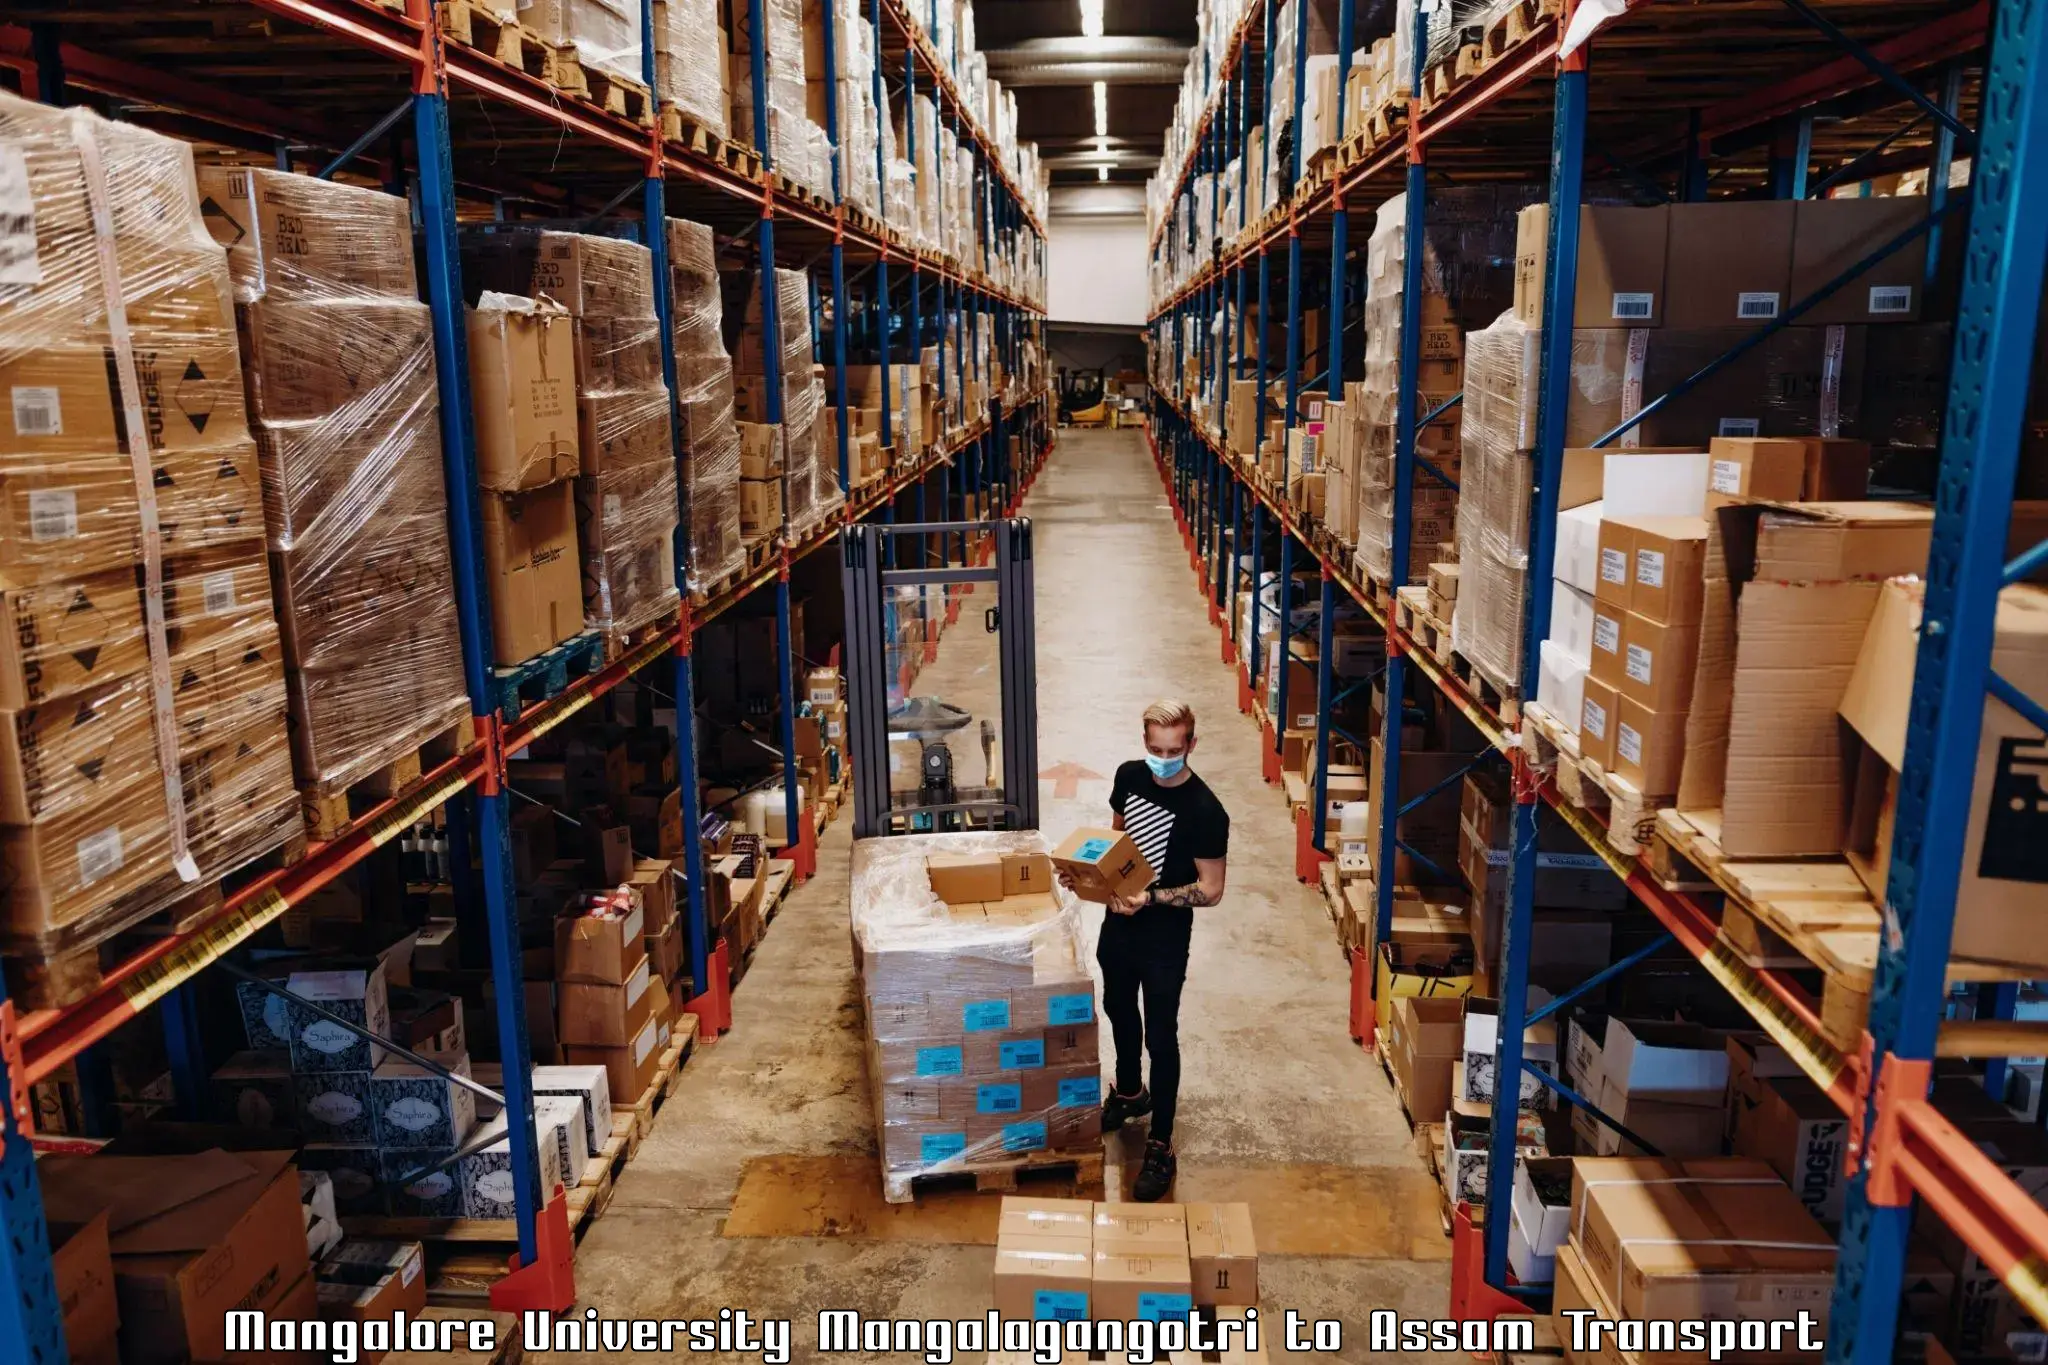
[1146,0,2048,1359]
[0,0,1049,1353]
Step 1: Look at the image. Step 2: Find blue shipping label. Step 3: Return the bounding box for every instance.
[1047,993,1095,1025]
[977,1083,1023,1114]
[1058,1075,1103,1108]
[1001,1120,1048,1152]
[920,1132,967,1162]
[1034,1290,1089,1322]
[962,999,1012,1032]
[999,1039,1046,1070]
[1074,837,1114,862]
[1137,1293,1194,1322]
[914,1046,963,1077]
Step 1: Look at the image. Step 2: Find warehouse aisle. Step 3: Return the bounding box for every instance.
[565,426,1450,1362]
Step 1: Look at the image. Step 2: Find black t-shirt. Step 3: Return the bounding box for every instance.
[1110,761,1230,891]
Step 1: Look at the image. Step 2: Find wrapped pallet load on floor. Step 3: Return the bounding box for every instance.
[851,832,1102,1204]
[198,163,471,808]
[0,95,299,976]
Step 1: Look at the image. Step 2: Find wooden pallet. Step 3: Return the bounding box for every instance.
[1485,0,1561,63]
[740,534,776,577]
[662,107,763,178]
[1520,701,1660,860]
[602,604,680,665]
[2,829,308,1009]
[899,1146,1106,1203]
[554,48,654,125]
[489,631,604,723]
[442,0,551,83]
[616,1021,696,1146]
[302,706,475,842]
[387,1310,523,1364]
[761,860,794,923]
[690,559,743,606]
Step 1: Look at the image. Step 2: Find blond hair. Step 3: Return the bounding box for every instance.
[1142,700,1196,740]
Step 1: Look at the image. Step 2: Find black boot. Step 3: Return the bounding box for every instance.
[1133,1139,1176,1202]
[1102,1086,1152,1133]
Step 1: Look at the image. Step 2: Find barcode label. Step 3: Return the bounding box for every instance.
[1600,548,1628,585]
[1710,458,1742,494]
[0,148,41,289]
[1617,723,1643,765]
[1718,418,1762,437]
[76,827,124,886]
[12,385,59,436]
[1737,292,1781,319]
[28,488,77,541]
[203,570,237,616]
[1636,549,1666,588]
[1593,615,1620,654]
[1582,697,1608,738]
[1611,292,1654,320]
[1626,644,1653,685]
[1869,285,1913,315]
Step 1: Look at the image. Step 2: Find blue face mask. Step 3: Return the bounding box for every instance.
[1144,754,1186,781]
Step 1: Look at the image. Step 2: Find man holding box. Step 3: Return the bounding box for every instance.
[1066,700,1230,1202]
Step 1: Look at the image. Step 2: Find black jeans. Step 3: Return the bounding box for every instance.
[1096,906,1193,1145]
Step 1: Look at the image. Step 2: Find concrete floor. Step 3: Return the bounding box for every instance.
[564,427,1452,1362]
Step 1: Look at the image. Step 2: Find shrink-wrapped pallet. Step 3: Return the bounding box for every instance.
[0,98,298,960]
[1451,314,1541,693]
[200,165,469,799]
[851,832,1102,1204]
[655,0,728,137]
[666,218,744,591]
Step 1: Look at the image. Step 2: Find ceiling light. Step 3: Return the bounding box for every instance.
[1093,82,1108,138]
[1099,166,1110,181]
[1079,0,1104,38]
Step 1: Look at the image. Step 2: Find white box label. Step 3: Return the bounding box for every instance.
[1710,458,1742,495]
[626,959,652,1007]
[76,827,124,885]
[633,1020,658,1066]
[0,148,41,289]
[1599,547,1627,586]
[1582,697,1608,739]
[1869,285,1913,315]
[1617,723,1643,766]
[1611,292,1654,321]
[1636,549,1666,588]
[1737,291,1781,320]
[203,570,237,616]
[12,385,60,436]
[1593,615,1620,655]
[1626,644,1653,685]
[27,488,77,541]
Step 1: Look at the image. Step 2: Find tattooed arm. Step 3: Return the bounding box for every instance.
[1145,857,1228,908]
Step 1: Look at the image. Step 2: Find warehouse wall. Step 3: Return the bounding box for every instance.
[1048,185,1149,328]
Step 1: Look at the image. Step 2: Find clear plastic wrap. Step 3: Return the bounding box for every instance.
[666,219,744,591]
[1561,325,1866,449]
[742,266,841,543]
[530,0,645,91]
[1451,314,1543,692]
[731,0,820,191]
[851,831,1101,1202]
[654,0,727,137]
[0,97,300,953]
[202,165,470,798]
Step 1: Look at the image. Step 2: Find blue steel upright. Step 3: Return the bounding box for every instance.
[0,978,63,1362]
[1482,27,1589,1293]
[1313,0,1357,855]
[820,0,852,493]
[1826,2,2048,1360]
[415,88,546,1267]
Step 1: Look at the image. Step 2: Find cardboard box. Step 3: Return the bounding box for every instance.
[1508,1155,1572,1284]
[1093,1202,1188,1247]
[39,1148,310,1365]
[557,956,659,1046]
[1000,852,1053,897]
[468,298,577,489]
[531,1063,614,1155]
[1838,579,2048,965]
[555,901,647,984]
[1571,1156,1833,1335]
[459,1108,569,1219]
[1797,437,1872,501]
[1791,196,1925,325]
[1588,598,1627,691]
[1664,201,1796,328]
[991,1234,1092,1321]
[1049,828,1155,904]
[1620,516,1708,626]
[738,422,783,479]
[1594,1019,1729,1157]
[1727,1037,1848,1227]
[1680,501,1935,858]
[482,480,582,665]
[1613,697,1686,796]
[1516,203,1667,327]
[1594,518,1634,612]
[1706,437,1809,511]
[563,1010,664,1105]
[1619,612,1701,714]
[284,965,391,1073]
[198,166,418,301]
[927,852,1005,905]
[1458,997,1557,1110]
[996,1196,1093,1241]
[368,1052,476,1149]
[1185,1202,1258,1306]
[740,477,782,535]
[49,1210,119,1362]
[1091,1243,1195,1323]
[1387,994,1462,1121]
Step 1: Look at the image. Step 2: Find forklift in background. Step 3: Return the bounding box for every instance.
[1057,366,1109,428]
[840,516,1039,837]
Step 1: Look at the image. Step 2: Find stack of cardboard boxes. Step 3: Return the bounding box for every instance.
[806,0,886,216]
[199,164,472,804]
[654,0,729,138]
[0,98,302,971]
[666,217,746,593]
[852,834,1104,1202]
[737,267,841,543]
[558,884,675,1109]
[992,1197,1258,1322]
[466,291,584,666]
[727,0,831,196]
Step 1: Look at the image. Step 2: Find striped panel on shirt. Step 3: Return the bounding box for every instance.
[1122,793,1174,878]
